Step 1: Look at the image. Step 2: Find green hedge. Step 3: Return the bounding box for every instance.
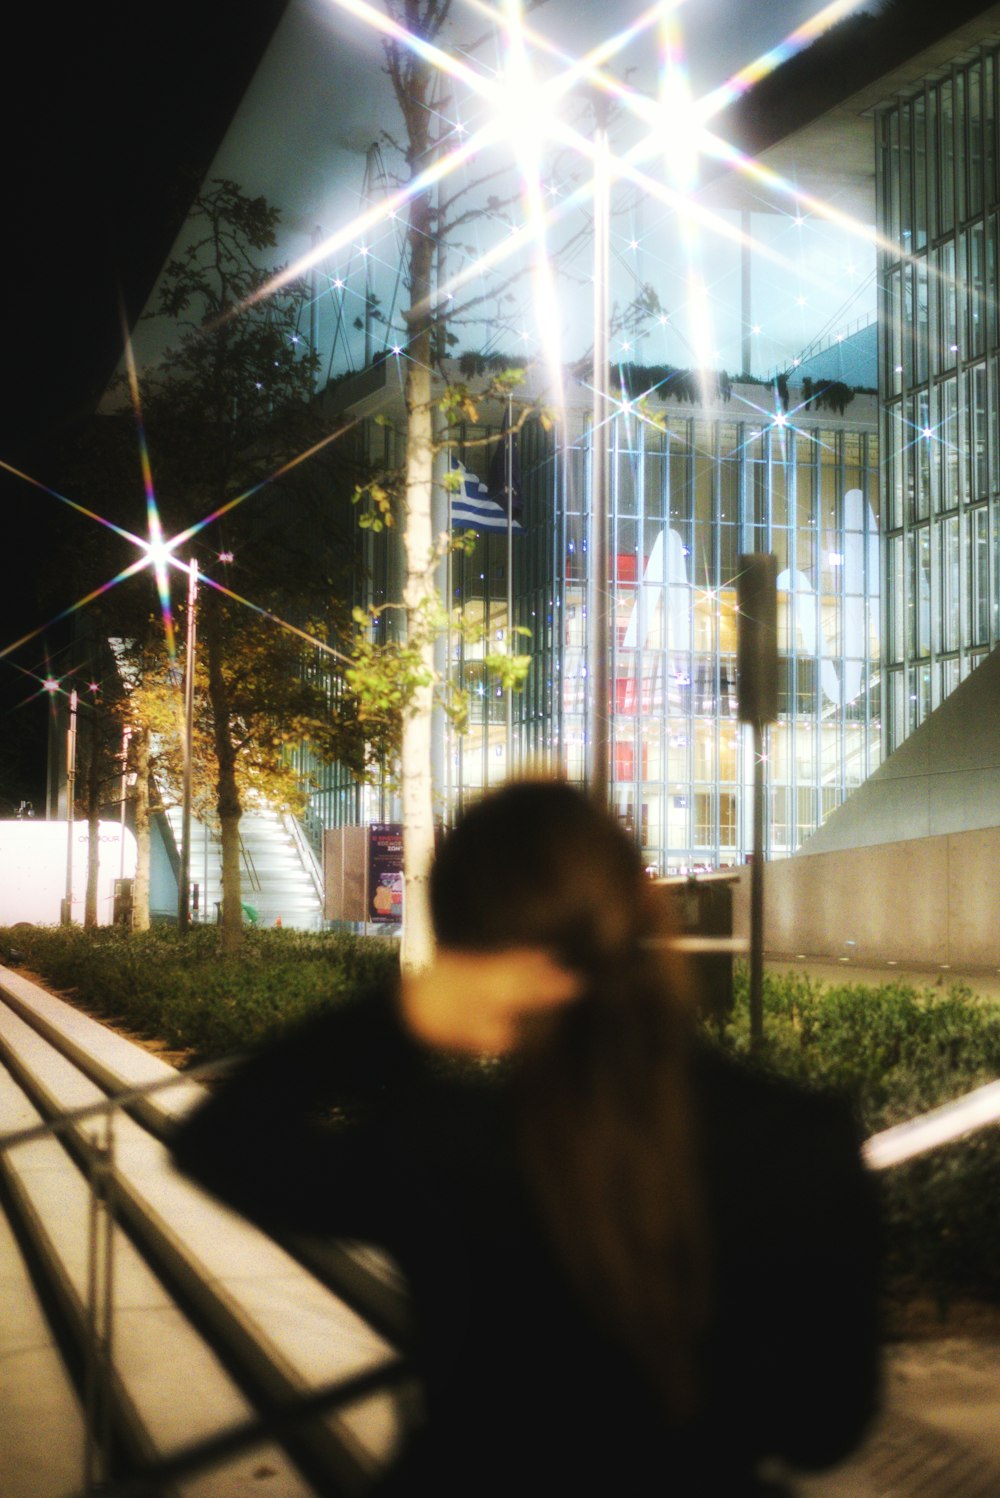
[3,931,999,1302]
[0,925,399,1059]
[723,967,1000,1303]
[725,966,1000,1129]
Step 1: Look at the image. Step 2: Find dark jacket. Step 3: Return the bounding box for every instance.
[172,985,880,1494]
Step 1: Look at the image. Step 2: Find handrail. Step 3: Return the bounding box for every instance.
[863,1078,1000,1170]
[239,834,262,893]
[298,802,327,860]
[5,1036,1000,1169]
[282,810,325,907]
[68,1356,411,1498]
[4,1031,1000,1498]
[0,1048,405,1498]
[0,1053,243,1153]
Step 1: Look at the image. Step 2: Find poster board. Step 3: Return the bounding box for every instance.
[323,823,403,925]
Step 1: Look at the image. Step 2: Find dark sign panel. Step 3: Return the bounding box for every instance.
[368,823,403,924]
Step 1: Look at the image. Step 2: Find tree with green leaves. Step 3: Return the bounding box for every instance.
[131,179,373,951]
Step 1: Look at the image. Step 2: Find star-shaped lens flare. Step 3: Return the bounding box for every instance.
[183,0,881,417]
[3,0,897,701]
[122,311,180,659]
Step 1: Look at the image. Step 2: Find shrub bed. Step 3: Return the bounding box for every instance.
[723,966,1000,1305]
[0,925,399,1060]
[3,931,999,1304]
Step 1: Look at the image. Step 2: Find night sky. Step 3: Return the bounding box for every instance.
[0,1,290,808]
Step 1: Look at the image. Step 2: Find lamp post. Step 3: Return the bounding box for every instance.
[61,688,78,925]
[178,559,198,931]
[588,97,612,803]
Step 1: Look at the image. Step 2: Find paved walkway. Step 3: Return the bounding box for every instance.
[800,1336,1000,1497]
[767,955,1000,1002]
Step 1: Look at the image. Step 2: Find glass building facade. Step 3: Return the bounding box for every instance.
[310,374,881,877]
[879,40,1000,752]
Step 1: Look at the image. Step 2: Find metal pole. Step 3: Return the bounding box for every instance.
[364,146,376,368]
[505,394,514,776]
[118,727,131,884]
[62,689,78,925]
[589,106,611,802]
[179,560,198,931]
[750,721,766,1051]
[741,208,752,377]
[83,1109,116,1494]
[310,225,321,382]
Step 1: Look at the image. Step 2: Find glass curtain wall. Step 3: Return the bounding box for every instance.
[879,45,1000,753]
[303,387,879,877]
[452,393,879,874]
[290,414,400,850]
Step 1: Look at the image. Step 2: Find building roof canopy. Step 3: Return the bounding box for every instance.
[701,1,1000,220]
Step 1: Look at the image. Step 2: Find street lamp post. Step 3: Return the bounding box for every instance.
[178,560,198,932]
[62,688,78,925]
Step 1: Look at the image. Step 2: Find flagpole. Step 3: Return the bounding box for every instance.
[505,394,514,778]
[589,100,611,802]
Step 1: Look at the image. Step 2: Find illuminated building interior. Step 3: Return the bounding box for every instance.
[303,370,880,876]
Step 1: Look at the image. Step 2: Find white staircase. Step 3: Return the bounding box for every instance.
[163,805,324,930]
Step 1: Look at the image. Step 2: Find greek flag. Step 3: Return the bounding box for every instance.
[450,457,510,532]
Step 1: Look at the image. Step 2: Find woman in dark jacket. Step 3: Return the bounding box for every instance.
[173,781,880,1494]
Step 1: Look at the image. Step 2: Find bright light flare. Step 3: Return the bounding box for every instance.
[701,0,871,118]
[283,0,876,366]
[0,409,363,680]
[657,10,698,195]
[0,550,171,667]
[197,572,352,665]
[495,0,566,399]
[122,312,177,658]
[4,0,893,695]
[0,458,144,550]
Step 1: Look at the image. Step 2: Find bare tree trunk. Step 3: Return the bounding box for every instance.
[399,82,438,976]
[205,599,244,955]
[132,731,151,931]
[400,352,437,973]
[84,713,102,927]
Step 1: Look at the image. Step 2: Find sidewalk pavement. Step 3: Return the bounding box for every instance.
[800,1336,1000,1497]
[767,955,1000,1002]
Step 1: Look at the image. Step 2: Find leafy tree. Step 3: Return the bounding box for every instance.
[129,179,374,951]
[17,182,374,943]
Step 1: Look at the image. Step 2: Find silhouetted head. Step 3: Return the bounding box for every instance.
[430,780,657,981]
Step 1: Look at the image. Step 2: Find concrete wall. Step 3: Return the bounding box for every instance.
[751,827,1000,969]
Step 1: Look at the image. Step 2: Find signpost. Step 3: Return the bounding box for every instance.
[736,554,778,1051]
